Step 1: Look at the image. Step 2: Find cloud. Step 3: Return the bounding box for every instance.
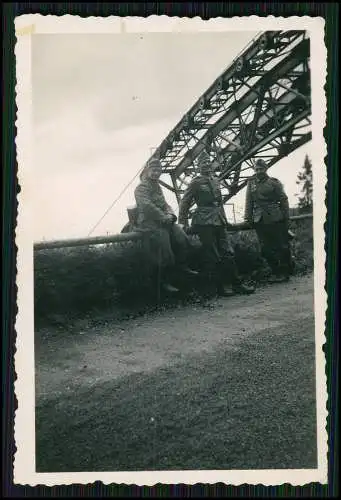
[34,95,177,170]
[32,30,312,241]
[32,31,258,129]
[33,101,179,240]
[33,86,312,241]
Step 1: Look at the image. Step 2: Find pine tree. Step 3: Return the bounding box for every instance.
[296,154,313,213]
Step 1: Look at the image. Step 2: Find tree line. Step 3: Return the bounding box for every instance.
[295,154,313,214]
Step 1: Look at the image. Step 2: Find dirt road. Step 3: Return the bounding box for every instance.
[35,273,317,472]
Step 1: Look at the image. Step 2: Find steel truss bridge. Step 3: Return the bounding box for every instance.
[147,30,311,213]
[35,30,311,251]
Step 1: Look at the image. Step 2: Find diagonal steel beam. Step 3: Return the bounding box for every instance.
[174,38,310,177]
[217,79,309,159]
[158,179,176,193]
[248,85,266,146]
[219,109,311,183]
[228,93,264,188]
[149,32,304,164]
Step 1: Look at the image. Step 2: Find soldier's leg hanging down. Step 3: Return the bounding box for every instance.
[194,225,221,296]
[169,224,198,277]
[275,221,292,280]
[148,228,180,297]
[217,227,255,295]
[255,224,281,277]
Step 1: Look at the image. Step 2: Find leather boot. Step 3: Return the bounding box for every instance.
[179,266,199,277]
[268,274,288,284]
[216,271,236,297]
[162,283,180,294]
[232,281,256,295]
[217,283,235,297]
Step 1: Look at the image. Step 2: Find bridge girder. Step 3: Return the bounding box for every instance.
[142,30,311,220]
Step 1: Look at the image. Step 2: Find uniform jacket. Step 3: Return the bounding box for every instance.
[244,174,289,224]
[178,175,228,227]
[134,178,174,230]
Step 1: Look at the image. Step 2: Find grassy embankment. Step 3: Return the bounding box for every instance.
[35,218,317,472]
[36,316,317,472]
[34,216,313,328]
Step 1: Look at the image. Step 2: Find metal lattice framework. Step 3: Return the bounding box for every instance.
[143,30,311,218]
[33,30,312,251]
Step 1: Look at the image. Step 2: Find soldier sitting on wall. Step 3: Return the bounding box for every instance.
[244,159,293,283]
[178,150,255,297]
[134,158,198,295]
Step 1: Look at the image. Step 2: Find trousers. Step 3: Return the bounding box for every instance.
[254,220,292,276]
[193,225,241,286]
[141,223,191,270]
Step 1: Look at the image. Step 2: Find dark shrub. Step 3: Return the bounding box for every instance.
[34,217,313,326]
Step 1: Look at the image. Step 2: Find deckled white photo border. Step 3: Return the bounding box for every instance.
[14,14,328,486]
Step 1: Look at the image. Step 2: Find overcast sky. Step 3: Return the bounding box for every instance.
[32,32,312,241]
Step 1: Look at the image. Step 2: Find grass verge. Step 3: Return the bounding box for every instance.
[34,217,314,329]
[36,316,317,472]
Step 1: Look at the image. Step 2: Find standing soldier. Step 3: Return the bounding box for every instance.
[244,159,292,282]
[178,150,255,296]
[134,158,197,294]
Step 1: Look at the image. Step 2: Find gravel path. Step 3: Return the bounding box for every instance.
[35,273,314,401]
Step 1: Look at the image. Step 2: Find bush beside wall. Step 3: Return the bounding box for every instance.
[34,217,313,326]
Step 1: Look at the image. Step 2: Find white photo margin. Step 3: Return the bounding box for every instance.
[14,14,328,487]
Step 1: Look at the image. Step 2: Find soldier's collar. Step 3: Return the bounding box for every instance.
[255,174,269,183]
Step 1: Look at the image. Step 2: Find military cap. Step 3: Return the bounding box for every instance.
[140,157,162,179]
[254,158,267,169]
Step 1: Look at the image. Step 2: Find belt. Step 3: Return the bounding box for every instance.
[200,202,221,208]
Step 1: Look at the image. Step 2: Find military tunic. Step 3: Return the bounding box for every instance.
[179,175,228,227]
[244,175,289,224]
[179,175,240,286]
[244,174,292,276]
[134,178,191,269]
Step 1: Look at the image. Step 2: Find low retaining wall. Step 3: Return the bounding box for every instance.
[34,214,312,251]
[34,214,313,325]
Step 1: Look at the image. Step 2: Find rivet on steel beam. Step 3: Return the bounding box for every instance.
[235,57,244,73]
[217,77,224,91]
[259,34,268,50]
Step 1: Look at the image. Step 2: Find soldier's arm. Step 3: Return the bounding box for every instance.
[134,183,169,223]
[163,199,175,217]
[162,198,177,222]
[273,179,289,220]
[155,185,175,219]
[178,181,196,225]
[244,180,253,223]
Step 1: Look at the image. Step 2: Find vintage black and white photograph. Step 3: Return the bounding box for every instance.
[14,15,328,485]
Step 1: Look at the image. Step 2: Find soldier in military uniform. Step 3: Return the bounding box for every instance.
[134,158,197,294]
[244,159,292,282]
[178,150,255,296]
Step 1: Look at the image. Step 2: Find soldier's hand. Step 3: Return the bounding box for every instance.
[165,214,176,224]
